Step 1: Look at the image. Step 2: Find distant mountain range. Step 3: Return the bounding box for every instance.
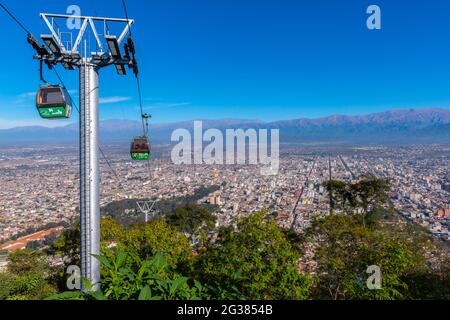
[1,108,449,145]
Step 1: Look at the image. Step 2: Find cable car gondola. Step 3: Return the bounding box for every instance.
[36,85,72,119]
[130,114,152,161]
[130,136,150,160]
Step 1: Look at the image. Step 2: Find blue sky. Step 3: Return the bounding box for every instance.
[1,0,450,128]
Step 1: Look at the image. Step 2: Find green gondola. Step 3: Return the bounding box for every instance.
[130,136,150,161]
[36,85,72,119]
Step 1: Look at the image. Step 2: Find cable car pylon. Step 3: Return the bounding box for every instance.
[27,13,138,292]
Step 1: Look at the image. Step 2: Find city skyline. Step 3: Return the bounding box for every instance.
[1,143,448,243]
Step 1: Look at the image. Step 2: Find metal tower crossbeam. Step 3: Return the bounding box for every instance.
[36,13,135,71]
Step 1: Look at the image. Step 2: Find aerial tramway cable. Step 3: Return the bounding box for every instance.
[121,0,145,130]
[121,0,153,178]
[0,3,32,35]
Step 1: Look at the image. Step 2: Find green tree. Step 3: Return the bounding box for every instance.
[196,212,311,300]
[402,256,450,299]
[380,213,450,300]
[101,218,193,273]
[1,249,56,300]
[323,180,355,214]
[52,217,193,273]
[308,215,424,300]
[8,249,49,276]
[323,174,391,227]
[50,217,194,292]
[165,204,217,246]
[353,174,391,227]
[51,223,80,266]
[47,251,209,301]
[0,272,19,300]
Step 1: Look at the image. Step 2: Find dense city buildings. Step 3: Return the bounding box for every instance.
[0,144,449,245]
